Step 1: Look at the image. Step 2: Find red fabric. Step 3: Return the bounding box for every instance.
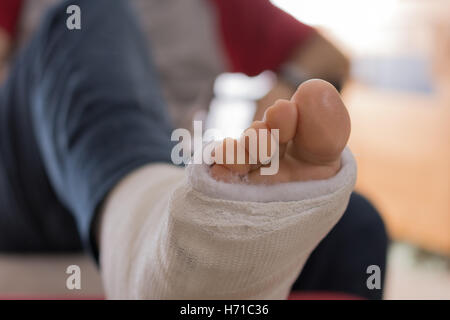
[210,0,315,76]
[0,0,314,75]
[0,0,23,36]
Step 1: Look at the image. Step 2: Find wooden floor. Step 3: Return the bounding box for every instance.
[1,250,449,299]
[344,82,450,255]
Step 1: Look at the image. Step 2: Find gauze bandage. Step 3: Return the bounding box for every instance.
[100,148,357,299]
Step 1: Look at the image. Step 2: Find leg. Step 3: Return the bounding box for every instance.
[99,79,358,299]
[0,0,173,258]
[291,192,389,300]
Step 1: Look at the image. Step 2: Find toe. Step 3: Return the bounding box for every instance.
[290,79,350,165]
[240,120,278,167]
[213,138,251,175]
[263,99,298,144]
[210,164,242,183]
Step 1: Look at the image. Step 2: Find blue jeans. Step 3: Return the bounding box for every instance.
[0,0,388,299]
[0,0,174,257]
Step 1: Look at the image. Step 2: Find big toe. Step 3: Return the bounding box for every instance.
[290,79,351,164]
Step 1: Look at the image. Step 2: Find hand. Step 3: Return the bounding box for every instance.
[288,32,350,86]
[254,32,350,122]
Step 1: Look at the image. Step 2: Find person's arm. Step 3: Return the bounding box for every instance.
[210,0,350,120]
[254,32,350,121]
[282,32,350,89]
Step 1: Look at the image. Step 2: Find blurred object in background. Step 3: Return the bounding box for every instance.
[211,0,450,298]
[206,72,275,137]
[432,14,450,91]
[273,0,448,95]
[385,242,450,300]
[352,56,433,94]
[0,0,23,84]
[0,27,11,84]
[271,0,450,257]
[346,81,450,256]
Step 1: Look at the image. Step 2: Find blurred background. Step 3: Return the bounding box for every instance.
[209,0,450,299]
[0,0,449,299]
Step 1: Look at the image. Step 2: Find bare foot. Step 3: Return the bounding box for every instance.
[210,79,351,184]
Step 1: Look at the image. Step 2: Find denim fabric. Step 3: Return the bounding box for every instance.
[0,0,174,259]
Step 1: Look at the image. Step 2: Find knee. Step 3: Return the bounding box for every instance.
[344,192,390,255]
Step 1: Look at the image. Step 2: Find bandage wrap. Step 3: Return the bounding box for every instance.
[101,149,357,299]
